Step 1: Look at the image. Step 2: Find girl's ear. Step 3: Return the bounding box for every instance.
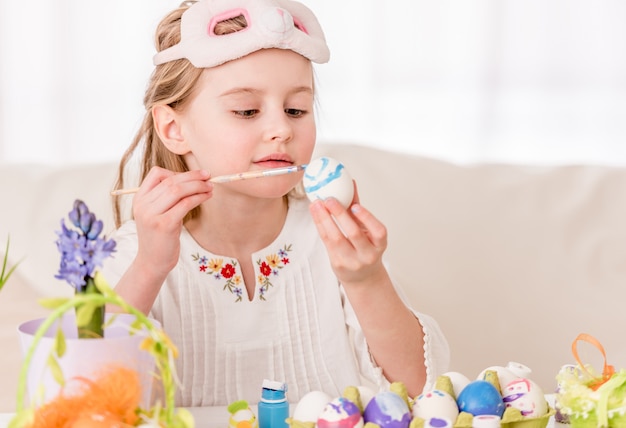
[152,104,190,155]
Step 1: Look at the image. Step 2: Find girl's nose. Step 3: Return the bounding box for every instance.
[263,111,293,143]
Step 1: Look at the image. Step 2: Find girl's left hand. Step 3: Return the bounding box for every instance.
[308,182,389,286]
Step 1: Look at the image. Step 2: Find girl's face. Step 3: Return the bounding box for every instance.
[176,48,317,198]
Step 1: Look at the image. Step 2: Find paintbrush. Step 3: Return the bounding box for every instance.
[111,164,307,196]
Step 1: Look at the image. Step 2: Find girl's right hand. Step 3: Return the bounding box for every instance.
[132,166,213,279]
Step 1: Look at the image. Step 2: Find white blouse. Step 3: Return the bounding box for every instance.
[102,196,449,407]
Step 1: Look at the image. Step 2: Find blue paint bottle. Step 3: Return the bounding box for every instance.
[258,379,289,428]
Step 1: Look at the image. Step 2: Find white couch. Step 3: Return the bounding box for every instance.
[1,143,625,412]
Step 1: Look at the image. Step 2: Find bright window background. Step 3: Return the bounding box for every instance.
[1,0,625,166]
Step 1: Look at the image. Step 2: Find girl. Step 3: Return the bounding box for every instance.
[105,0,449,407]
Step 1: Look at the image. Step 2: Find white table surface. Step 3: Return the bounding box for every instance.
[0,402,569,428]
[0,407,231,428]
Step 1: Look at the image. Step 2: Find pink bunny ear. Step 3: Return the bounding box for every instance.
[153,0,330,68]
[207,8,251,35]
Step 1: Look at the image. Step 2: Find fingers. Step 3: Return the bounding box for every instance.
[310,196,388,283]
[132,167,214,276]
[310,197,387,250]
[351,180,361,206]
[140,167,212,202]
[135,167,213,224]
[348,203,387,248]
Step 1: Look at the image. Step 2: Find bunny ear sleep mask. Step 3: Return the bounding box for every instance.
[153,0,330,68]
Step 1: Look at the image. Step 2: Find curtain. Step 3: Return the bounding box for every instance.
[1,0,625,165]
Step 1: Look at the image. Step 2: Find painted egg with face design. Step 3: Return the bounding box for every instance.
[502,378,547,418]
[303,157,354,209]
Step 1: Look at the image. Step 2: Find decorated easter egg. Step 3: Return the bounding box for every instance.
[363,391,412,428]
[292,390,333,423]
[227,400,258,428]
[424,418,453,428]
[471,415,502,427]
[303,157,354,208]
[456,380,505,417]
[413,389,459,422]
[317,397,364,428]
[502,378,547,418]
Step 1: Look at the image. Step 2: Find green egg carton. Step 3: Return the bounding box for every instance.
[429,372,554,428]
[501,407,556,428]
[451,405,556,428]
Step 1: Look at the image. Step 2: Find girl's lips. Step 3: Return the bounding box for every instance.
[253,159,295,169]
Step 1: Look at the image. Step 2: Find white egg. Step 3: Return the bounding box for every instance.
[441,371,471,399]
[501,378,548,418]
[303,157,354,209]
[477,366,518,390]
[357,385,376,409]
[292,390,333,423]
[505,361,532,379]
[413,389,459,422]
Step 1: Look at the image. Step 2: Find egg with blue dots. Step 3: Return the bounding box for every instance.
[412,389,459,423]
[303,157,354,209]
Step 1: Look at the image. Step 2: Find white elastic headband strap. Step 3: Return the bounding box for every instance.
[153,0,330,68]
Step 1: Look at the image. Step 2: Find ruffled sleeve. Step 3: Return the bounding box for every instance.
[342,278,450,394]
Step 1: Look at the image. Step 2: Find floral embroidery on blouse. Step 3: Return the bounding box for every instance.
[192,254,244,302]
[256,244,292,301]
[192,243,292,302]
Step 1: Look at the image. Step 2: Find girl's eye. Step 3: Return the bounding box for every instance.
[285,108,306,117]
[234,110,258,118]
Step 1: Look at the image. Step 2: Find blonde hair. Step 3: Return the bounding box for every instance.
[112,8,250,227]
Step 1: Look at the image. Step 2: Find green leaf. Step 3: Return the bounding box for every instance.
[93,271,114,295]
[130,318,143,335]
[174,408,196,428]
[154,341,165,356]
[54,327,67,358]
[75,302,99,328]
[46,353,65,386]
[103,313,118,329]
[8,409,34,428]
[0,236,24,292]
[1,237,10,279]
[38,297,70,309]
[227,400,249,414]
[34,384,45,404]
